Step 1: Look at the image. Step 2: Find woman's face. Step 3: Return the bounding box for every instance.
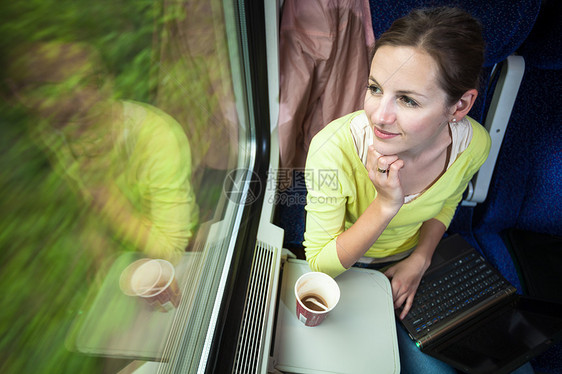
[364,45,455,157]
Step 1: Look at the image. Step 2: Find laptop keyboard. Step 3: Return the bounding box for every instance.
[405,251,512,334]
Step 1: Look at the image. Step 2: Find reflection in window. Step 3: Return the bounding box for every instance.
[0,0,247,372]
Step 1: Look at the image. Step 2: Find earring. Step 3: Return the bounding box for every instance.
[451,118,457,123]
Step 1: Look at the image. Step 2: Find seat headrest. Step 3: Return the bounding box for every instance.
[517,0,562,69]
[369,0,541,66]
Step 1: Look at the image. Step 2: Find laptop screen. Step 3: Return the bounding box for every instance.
[427,297,562,374]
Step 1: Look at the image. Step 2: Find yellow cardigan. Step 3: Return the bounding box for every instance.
[303,111,491,277]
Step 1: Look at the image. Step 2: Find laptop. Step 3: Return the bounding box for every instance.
[399,234,562,374]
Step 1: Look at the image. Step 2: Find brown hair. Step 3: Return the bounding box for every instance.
[373,7,485,105]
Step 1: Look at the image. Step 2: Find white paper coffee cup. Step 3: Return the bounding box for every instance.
[294,272,340,327]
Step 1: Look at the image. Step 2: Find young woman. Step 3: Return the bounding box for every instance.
[303,7,533,374]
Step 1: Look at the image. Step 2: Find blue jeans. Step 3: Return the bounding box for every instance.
[396,321,535,374]
[395,321,457,374]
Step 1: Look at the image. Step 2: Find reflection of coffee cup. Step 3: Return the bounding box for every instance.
[294,272,340,327]
[120,259,180,312]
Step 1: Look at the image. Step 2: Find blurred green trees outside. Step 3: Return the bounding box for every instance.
[0,1,161,372]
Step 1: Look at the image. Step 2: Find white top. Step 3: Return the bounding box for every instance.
[350,116,473,203]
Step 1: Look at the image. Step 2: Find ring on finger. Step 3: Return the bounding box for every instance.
[377,167,388,174]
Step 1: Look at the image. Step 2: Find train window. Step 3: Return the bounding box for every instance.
[0,0,261,372]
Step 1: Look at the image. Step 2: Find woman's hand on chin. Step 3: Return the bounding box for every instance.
[367,146,405,213]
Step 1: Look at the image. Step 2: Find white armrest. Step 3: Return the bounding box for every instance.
[462,55,525,206]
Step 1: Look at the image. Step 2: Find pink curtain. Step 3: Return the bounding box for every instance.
[278,0,374,175]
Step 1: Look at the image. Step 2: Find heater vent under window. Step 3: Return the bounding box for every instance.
[232,239,281,374]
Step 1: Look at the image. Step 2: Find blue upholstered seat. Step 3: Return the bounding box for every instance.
[471,1,562,371]
[472,0,562,295]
